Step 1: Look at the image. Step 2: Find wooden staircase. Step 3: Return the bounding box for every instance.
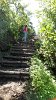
[0,42,35,81]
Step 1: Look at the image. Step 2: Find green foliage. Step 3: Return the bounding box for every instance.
[0,1,11,49]
[34,39,42,50]
[0,0,30,49]
[36,0,56,68]
[26,56,56,100]
[39,18,56,68]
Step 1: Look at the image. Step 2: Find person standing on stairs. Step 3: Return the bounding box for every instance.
[23,25,28,43]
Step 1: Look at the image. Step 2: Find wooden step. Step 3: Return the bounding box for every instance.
[0,60,30,68]
[14,42,34,45]
[0,69,30,80]
[12,45,35,49]
[3,56,31,61]
[13,42,34,46]
[0,67,29,72]
[10,48,35,52]
[10,51,33,56]
[0,69,29,74]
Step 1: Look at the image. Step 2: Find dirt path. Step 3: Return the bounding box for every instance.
[0,81,27,100]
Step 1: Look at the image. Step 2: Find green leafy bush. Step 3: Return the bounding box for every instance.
[0,0,30,50]
[39,18,56,68]
[36,0,56,70]
[26,56,56,100]
[34,39,42,50]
